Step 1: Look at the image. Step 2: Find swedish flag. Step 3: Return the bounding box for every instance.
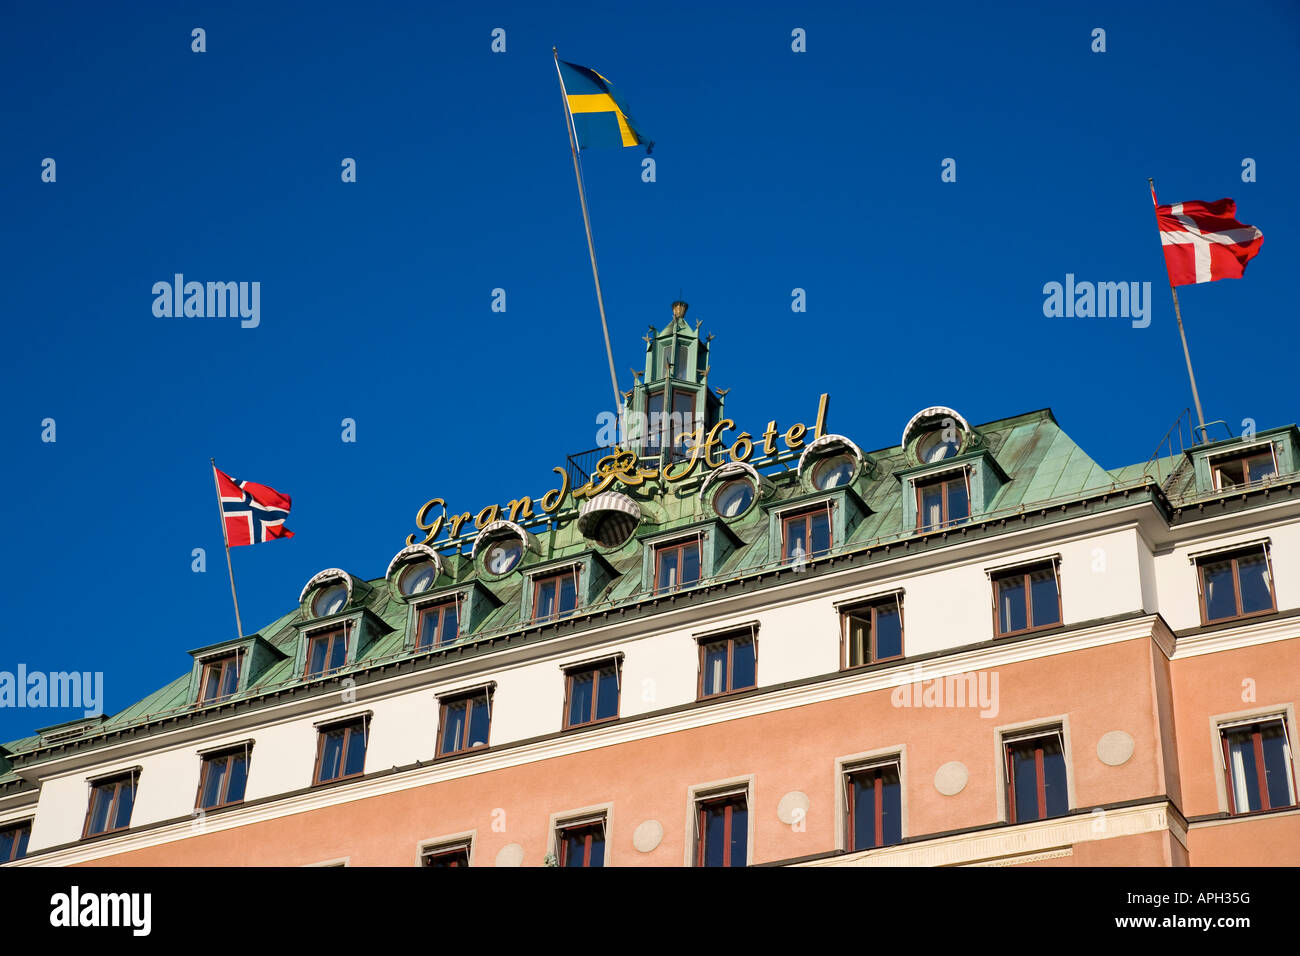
[557,60,653,154]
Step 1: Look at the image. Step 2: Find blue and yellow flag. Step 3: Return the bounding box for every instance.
[557,60,653,154]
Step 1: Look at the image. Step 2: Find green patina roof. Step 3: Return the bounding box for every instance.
[3,403,1293,767]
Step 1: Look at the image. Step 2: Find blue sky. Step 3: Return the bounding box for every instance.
[2,0,1297,742]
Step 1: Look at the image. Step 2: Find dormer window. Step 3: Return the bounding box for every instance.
[782,505,833,564]
[398,560,438,596]
[304,625,349,679]
[197,653,242,705]
[484,538,523,575]
[812,454,855,489]
[1211,447,1278,490]
[311,584,348,618]
[415,599,459,651]
[534,570,578,622]
[655,538,701,593]
[714,479,755,518]
[917,428,962,463]
[916,472,970,531]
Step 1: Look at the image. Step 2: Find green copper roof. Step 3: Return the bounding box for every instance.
[3,405,1294,766]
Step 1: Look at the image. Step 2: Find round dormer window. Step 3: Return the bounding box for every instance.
[714,478,756,518]
[311,584,348,618]
[812,454,855,490]
[483,537,523,575]
[398,560,438,596]
[917,428,962,463]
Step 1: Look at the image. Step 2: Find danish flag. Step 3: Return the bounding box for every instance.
[215,466,293,546]
[1153,194,1264,286]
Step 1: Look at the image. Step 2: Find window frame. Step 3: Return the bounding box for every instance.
[696,628,758,700]
[839,594,905,669]
[421,841,473,867]
[303,623,350,680]
[780,503,835,564]
[914,470,971,532]
[991,560,1063,638]
[436,687,494,757]
[1210,444,1280,491]
[1002,728,1069,824]
[844,759,903,852]
[82,772,138,839]
[413,597,460,651]
[694,791,749,868]
[1195,544,1277,626]
[562,658,622,730]
[556,818,607,867]
[532,568,580,623]
[195,746,251,810]
[312,717,369,786]
[1218,716,1298,816]
[654,537,702,594]
[196,651,243,705]
[0,820,31,863]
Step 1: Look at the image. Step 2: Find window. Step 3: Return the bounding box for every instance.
[655,538,701,594]
[845,762,902,850]
[534,570,578,622]
[415,599,459,651]
[695,793,748,867]
[483,536,523,575]
[0,822,31,863]
[782,506,832,564]
[398,560,438,596]
[197,652,241,704]
[557,819,606,867]
[917,428,961,463]
[1197,545,1275,624]
[698,629,757,699]
[1220,718,1297,815]
[84,774,137,838]
[438,689,492,756]
[812,454,855,489]
[311,584,348,618]
[304,625,349,679]
[1004,730,1068,823]
[713,478,755,518]
[564,660,620,729]
[993,562,1062,637]
[1212,448,1277,490]
[916,472,969,531]
[422,842,471,867]
[313,718,367,785]
[841,595,904,668]
[196,747,250,810]
[674,342,692,380]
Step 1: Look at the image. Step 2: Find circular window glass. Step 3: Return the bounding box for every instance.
[714,478,756,518]
[398,560,437,596]
[918,428,962,463]
[311,583,348,618]
[812,454,855,490]
[484,538,523,575]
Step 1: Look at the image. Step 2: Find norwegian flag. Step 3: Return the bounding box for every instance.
[1154,195,1263,286]
[215,466,293,546]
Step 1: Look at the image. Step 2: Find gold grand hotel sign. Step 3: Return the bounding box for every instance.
[407,393,831,548]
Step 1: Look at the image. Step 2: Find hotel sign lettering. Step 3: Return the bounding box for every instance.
[407,393,830,547]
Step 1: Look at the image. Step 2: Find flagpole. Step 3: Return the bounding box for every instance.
[1149,177,1209,444]
[554,47,625,423]
[210,458,245,641]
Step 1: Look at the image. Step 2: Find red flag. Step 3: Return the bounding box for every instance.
[214,466,293,546]
[1154,197,1263,286]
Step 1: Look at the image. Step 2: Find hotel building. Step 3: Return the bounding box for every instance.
[2,301,1298,868]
